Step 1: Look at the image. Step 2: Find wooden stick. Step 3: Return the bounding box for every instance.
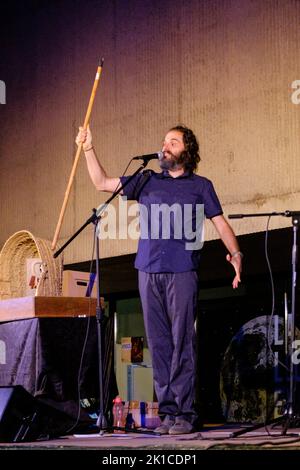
[51,58,104,250]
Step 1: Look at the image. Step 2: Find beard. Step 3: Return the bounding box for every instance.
[159,151,184,171]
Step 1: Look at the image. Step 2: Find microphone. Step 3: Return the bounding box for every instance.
[228,214,245,219]
[133,151,163,161]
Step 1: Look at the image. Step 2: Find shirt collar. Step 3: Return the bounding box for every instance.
[158,169,193,179]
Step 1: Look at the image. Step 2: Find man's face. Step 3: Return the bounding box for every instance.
[160,130,185,171]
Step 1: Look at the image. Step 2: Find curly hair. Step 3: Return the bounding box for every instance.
[169,125,201,172]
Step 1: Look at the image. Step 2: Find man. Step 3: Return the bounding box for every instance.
[76,125,242,434]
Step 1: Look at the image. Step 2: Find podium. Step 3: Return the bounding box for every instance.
[0,296,117,421]
[0,296,99,322]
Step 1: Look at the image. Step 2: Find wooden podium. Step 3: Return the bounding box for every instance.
[0,295,116,417]
[0,296,99,322]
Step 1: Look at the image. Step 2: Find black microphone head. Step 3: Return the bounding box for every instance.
[133,152,163,161]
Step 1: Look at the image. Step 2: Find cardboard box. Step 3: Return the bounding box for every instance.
[127,364,153,401]
[62,270,98,298]
[121,337,144,363]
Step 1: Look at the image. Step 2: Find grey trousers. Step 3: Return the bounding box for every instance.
[138,271,198,423]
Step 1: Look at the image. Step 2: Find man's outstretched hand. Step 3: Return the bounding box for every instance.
[226,253,242,289]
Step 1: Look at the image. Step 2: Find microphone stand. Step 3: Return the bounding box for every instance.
[53,159,150,433]
[226,210,299,438]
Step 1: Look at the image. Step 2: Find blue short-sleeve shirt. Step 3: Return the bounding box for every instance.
[120,170,223,273]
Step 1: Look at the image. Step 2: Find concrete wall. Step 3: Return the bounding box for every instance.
[1,0,300,263]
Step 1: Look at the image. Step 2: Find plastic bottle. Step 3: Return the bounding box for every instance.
[112,396,124,429]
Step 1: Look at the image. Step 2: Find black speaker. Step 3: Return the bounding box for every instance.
[0,386,76,442]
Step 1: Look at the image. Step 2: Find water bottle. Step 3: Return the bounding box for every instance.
[112,396,124,429]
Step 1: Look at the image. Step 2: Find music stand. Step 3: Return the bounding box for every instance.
[53,160,150,433]
[226,210,300,438]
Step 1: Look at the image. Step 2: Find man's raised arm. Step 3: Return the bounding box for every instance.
[76,126,121,193]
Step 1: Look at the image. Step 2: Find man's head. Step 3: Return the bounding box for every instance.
[160,125,201,172]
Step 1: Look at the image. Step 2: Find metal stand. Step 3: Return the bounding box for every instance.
[93,213,107,430]
[227,210,300,438]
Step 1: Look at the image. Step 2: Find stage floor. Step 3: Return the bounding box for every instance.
[1,423,300,451]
